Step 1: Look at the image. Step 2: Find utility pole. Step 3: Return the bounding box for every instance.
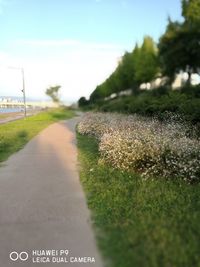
[8,66,27,118]
[21,68,27,117]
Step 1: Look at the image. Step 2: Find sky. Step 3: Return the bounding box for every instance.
[0,0,182,103]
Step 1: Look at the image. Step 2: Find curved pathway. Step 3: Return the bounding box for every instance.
[0,117,103,267]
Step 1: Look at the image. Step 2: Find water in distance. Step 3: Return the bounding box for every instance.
[0,107,24,113]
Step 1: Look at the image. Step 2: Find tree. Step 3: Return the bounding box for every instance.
[45,85,61,103]
[134,36,159,84]
[89,36,159,104]
[118,51,136,90]
[78,96,89,107]
[182,0,200,26]
[90,85,103,103]
[158,20,184,82]
[158,4,200,85]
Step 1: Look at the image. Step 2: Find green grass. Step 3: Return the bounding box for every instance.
[0,107,75,162]
[77,133,200,267]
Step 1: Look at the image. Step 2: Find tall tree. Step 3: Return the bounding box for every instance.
[159,0,200,85]
[116,52,136,90]
[182,0,200,26]
[158,20,183,82]
[89,37,159,103]
[134,36,159,84]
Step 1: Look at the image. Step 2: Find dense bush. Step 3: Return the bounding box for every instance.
[77,112,200,183]
[98,86,200,124]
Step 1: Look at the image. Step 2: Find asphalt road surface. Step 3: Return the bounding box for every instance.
[0,117,103,267]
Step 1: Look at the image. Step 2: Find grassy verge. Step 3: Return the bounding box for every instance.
[77,133,200,267]
[0,107,75,162]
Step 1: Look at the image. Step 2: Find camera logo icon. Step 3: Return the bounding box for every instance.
[9,251,29,261]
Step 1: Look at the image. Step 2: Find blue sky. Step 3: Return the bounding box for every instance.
[0,0,182,102]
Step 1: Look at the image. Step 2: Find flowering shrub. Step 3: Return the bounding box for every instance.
[77,112,200,182]
[77,112,110,139]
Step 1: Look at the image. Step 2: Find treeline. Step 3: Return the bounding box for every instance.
[79,36,159,106]
[78,0,200,108]
[90,36,159,102]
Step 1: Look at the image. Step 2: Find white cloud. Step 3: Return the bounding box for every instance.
[0,39,125,103]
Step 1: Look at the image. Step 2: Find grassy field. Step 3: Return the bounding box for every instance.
[0,108,74,162]
[77,133,200,267]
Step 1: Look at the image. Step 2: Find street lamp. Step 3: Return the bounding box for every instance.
[8,66,27,118]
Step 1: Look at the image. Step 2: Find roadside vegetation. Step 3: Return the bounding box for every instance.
[78,112,200,183]
[0,107,74,162]
[77,112,200,267]
[99,85,200,125]
[76,1,200,266]
[78,0,200,127]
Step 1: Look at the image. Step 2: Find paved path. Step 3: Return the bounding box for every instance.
[0,117,103,267]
